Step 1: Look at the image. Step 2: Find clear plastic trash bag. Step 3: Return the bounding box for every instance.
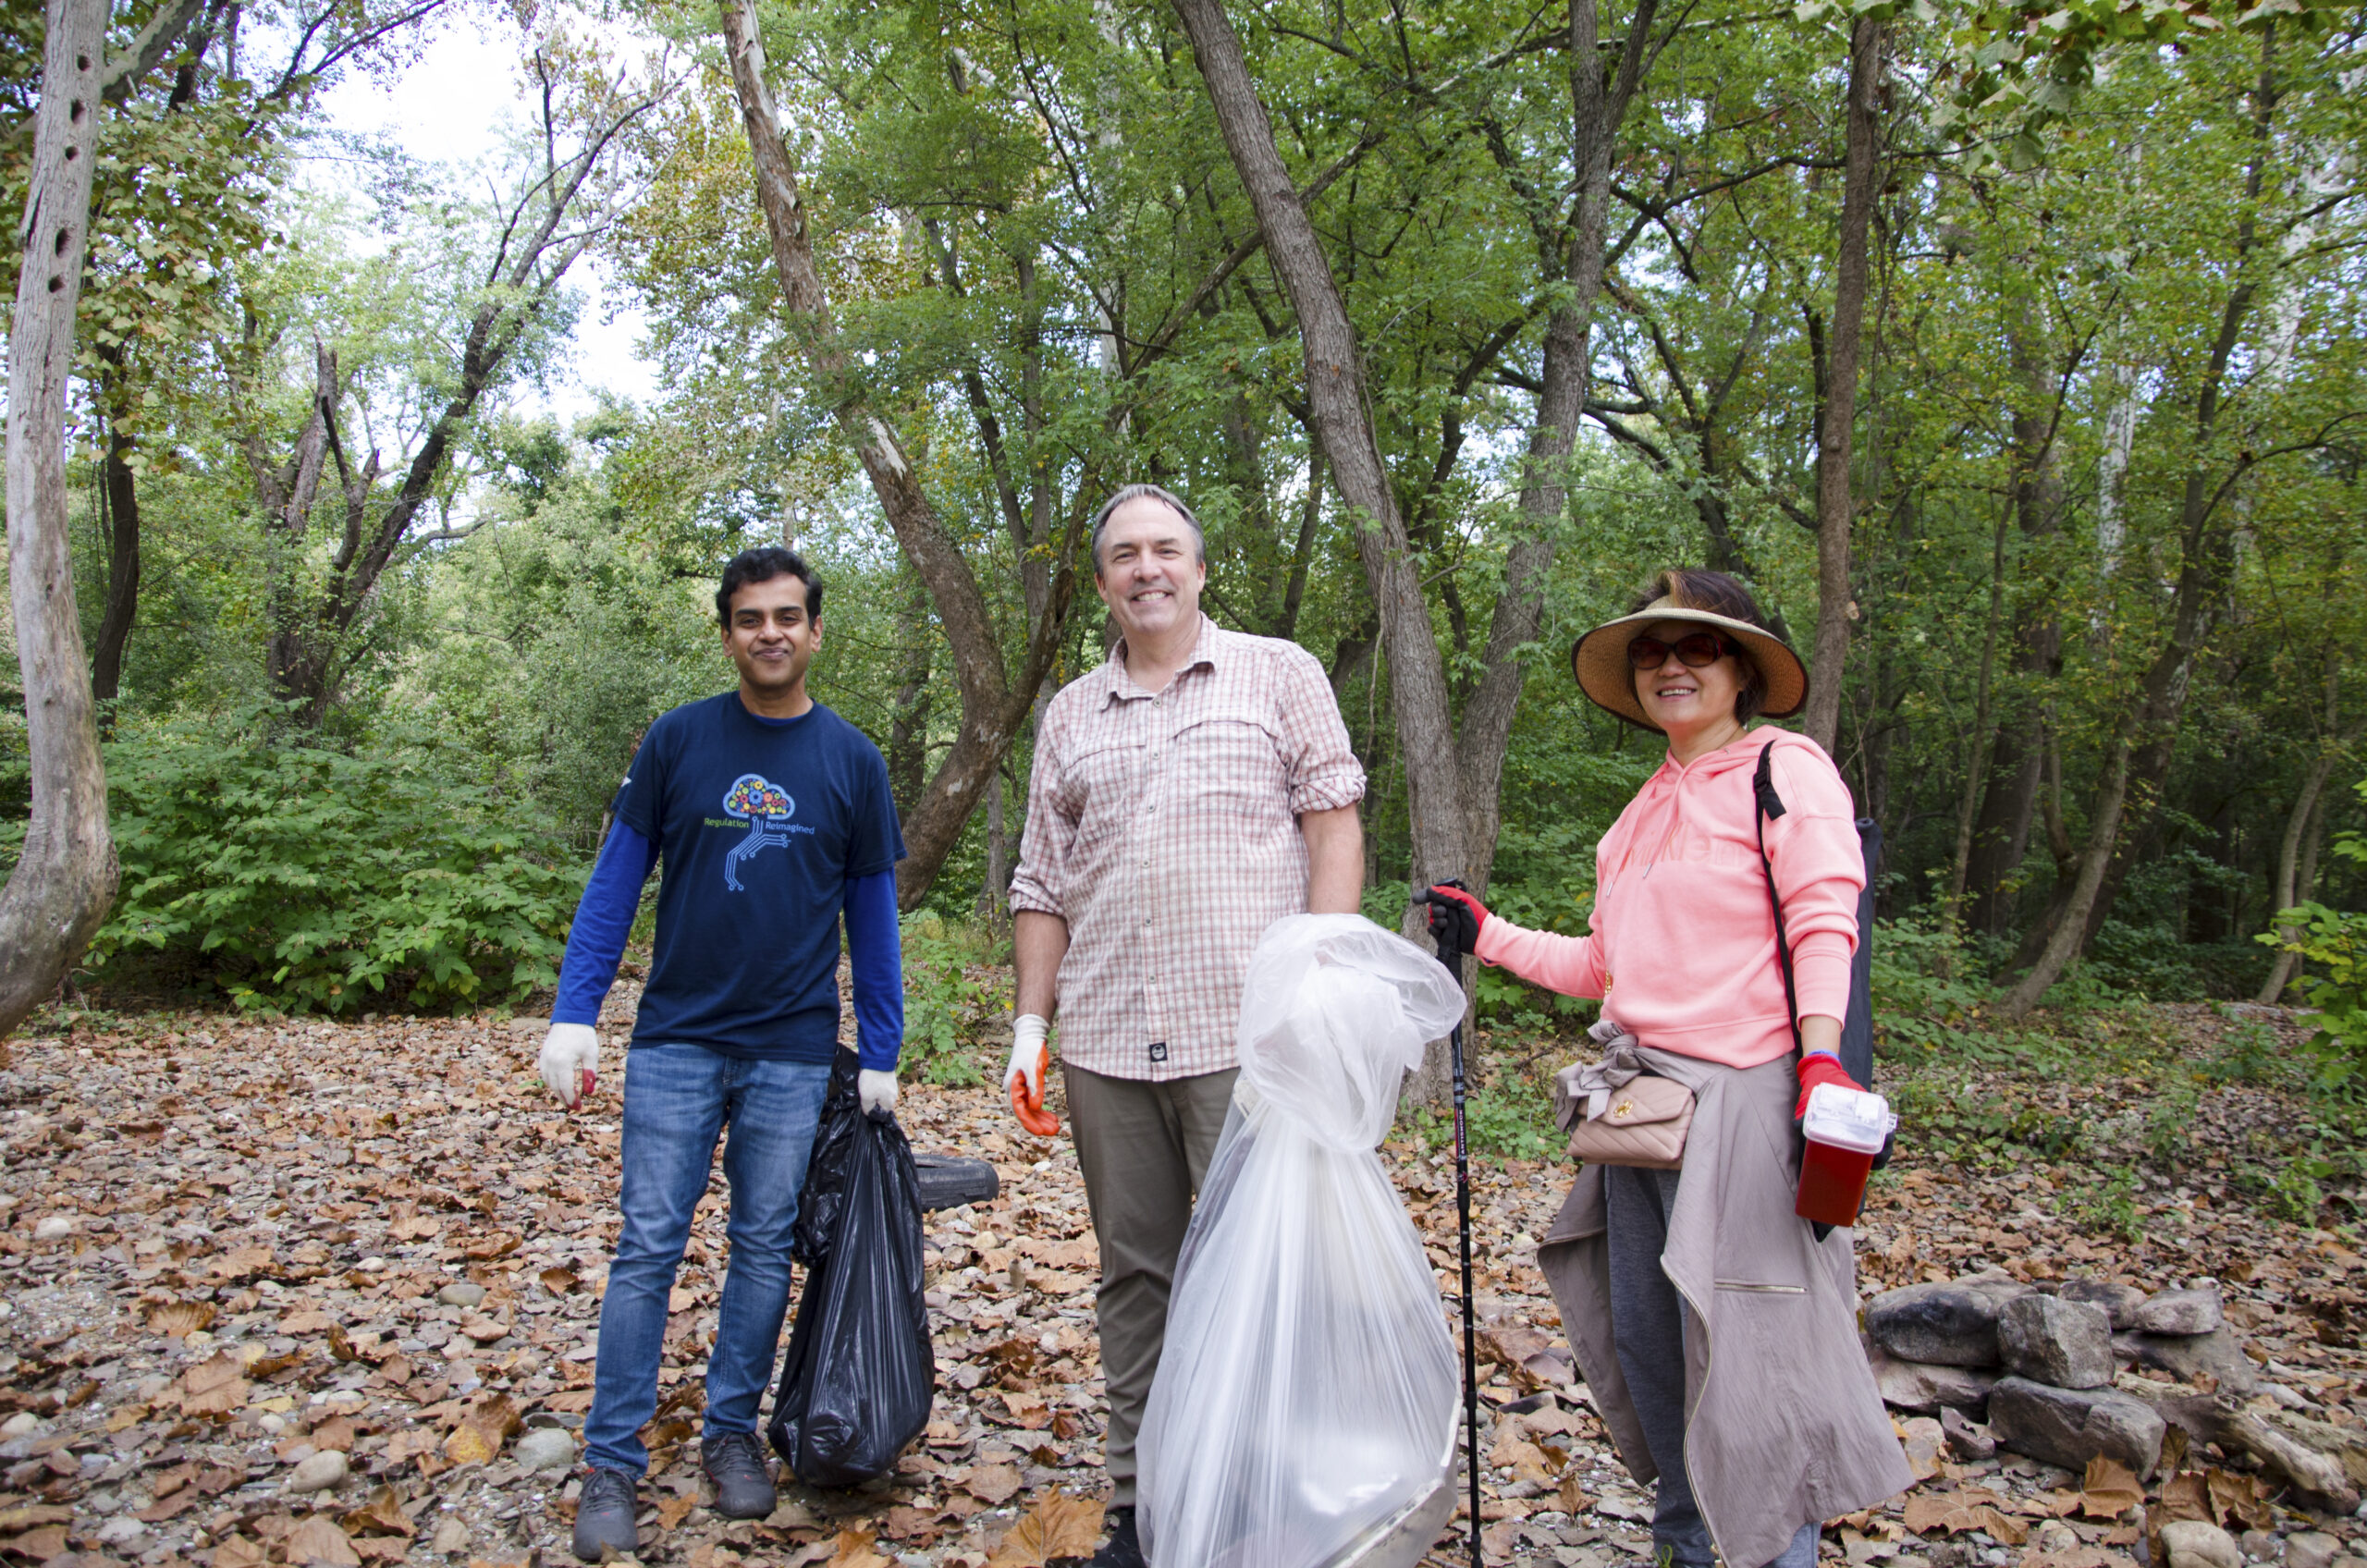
[1139,913,1468,1568]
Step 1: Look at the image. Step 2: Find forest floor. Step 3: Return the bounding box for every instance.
[2,992,2363,1568]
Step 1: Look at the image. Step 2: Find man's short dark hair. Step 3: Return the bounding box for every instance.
[716,546,824,627]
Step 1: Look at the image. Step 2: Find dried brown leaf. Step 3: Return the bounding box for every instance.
[987,1493,1103,1566]
[284,1515,363,1567]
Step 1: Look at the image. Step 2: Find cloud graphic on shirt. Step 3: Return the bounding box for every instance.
[721,773,796,891]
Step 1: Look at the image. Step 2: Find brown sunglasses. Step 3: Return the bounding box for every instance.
[1627,631,1741,670]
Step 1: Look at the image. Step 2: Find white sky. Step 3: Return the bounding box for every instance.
[311,18,666,422]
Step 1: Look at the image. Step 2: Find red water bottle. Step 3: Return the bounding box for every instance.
[1796,1083,1895,1228]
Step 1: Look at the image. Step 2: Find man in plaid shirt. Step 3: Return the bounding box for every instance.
[1005,484,1365,1568]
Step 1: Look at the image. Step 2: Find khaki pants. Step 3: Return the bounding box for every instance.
[1062,1062,1238,1510]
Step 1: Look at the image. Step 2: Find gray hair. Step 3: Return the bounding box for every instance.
[1089,484,1206,574]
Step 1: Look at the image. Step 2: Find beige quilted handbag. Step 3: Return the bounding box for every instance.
[1558,1072,1695,1170]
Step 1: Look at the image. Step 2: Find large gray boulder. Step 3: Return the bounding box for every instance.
[2057,1278,2146,1330]
[1987,1375,2167,1477]
[2114,1327,2259,1396]
[1998,1293,2115,1389]
[1864,1272,2034,1367]
[1866,1343,2000,1414]
[2130,1282,2225,1337]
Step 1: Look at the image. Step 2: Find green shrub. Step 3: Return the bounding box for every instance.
[1870,915,1999,1059]
[86,709,583,1013]
[898,912,1010,1086]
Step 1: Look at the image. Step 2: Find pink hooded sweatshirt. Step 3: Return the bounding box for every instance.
[1475,729,1863,1070]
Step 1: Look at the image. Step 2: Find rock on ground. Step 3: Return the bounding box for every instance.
[1997,1292,2115,1389]
[515,1426,577,1474]
[2162,1520,2244,1568]
[1864,1272,2035,1367]
[2057,1277,2147,1330]
[284,1447,350,1493]
[2116,1326,2261,1395]
[2132,1281,2226,1336]
[1985,1375,2167,1477]
[2289,1534,2344,1568]
[1867,1343,2001,1414]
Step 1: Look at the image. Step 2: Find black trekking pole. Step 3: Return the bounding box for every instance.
[1412,882,1484,1568]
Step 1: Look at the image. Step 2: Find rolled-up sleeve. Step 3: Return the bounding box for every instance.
[1274,643,1365,815]
[1008,719,1072,917]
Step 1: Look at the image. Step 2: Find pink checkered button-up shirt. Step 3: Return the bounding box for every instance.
[1009,616,1366,1081]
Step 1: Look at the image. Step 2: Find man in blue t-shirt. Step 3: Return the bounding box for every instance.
[534,546,905,1560]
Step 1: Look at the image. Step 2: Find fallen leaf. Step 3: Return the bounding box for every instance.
[2205,1466,2273,1530]
[149,1299,217,1336]
[2079,1455,2142,1519]
[987,1493,1103,1566]
[339,1486,416,1538]
[823,1529,892,1568]
[0,1527,71,1563]
[284,1516,363,1567]
[655,1492,699,1529]
[963,1462,1024,1505]
[210,1537,270,1568]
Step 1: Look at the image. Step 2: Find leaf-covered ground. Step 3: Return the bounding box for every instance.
[2,998,2363,1568]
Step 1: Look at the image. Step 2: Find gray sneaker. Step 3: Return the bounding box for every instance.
[570,1467,640,1562]
[700,1430,778,1520]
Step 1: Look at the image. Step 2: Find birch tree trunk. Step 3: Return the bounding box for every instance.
[1,0,119,1046]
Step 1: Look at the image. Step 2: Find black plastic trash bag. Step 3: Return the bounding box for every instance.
[767,1051,934,1487]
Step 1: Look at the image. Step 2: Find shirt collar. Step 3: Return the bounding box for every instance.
[1102,614,1221,704]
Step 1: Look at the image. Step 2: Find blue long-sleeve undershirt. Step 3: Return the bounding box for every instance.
[552,822,903,1072]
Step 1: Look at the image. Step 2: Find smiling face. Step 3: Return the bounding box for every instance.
[1094,495,1207,648]
[721,570,822,704]
[1632,619,1751,740]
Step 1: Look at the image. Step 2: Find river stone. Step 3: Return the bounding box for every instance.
[2114,1327,2259,1395]
[1986,1376,2165,1478]
[437,1280,488,1308]
[1998,1293,2115,1389]
[2130,1283,2225,1336]
[284,1449,350,1494]
[1867,1343,2000,1414]
[514,1427,576,1475]
[1865,1273,2034,1367]
[2057,1278,2147,1330]
[1941,1405,1995,1460]
[2287,1535,2342,1568]
[2160,1522,2241,1568]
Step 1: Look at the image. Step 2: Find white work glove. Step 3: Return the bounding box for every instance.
[1005,1014,1049,1098]
[539,1023,599,1109]
[858,1068,899,1117]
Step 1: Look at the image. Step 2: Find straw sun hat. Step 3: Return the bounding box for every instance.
[1570,598,1809,730]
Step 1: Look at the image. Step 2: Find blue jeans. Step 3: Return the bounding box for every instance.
[583,1043,833,1476]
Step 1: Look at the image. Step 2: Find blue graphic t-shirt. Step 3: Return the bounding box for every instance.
[611,693,904,1060]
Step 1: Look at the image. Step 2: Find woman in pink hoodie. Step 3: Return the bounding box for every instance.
[1426,570,1905,1568]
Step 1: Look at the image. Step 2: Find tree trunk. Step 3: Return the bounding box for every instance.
[1965,283,2069,932]
[1167,0,1465,867]
[1944,498,2013,925]
[1457,0,1659,906]
[1801,15,1882,753]
[885,575,934,819]
[2258,676,2357,1003]
[1,0,119,1047]
[1171,0,1662,1103]
[720,0,1080,910]
[91,414,142,708]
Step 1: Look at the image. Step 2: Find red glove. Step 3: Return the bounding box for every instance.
[1795,1052,1860,1120]
[1421,883,1490,956]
